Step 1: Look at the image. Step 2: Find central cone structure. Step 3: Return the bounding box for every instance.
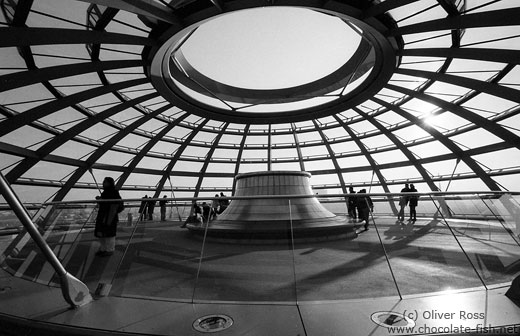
[187,171,354,239]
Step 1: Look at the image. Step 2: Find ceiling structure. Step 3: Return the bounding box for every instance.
[1,0,520,203]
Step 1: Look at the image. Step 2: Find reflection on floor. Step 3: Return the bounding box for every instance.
[4,216,518,302]
[1,216,520,335]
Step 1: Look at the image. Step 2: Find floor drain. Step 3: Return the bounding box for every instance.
[192,314,233,333]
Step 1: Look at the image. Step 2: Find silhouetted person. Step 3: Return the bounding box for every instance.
[357,189,373,231]
[138,195,148,221]
[202,202,211,223]
[211,194,219,220]
[409,184,418,222]
[397,183,410,222]
[347,186,357,220]
[219,192,229,214]
[94,177,123,257]
[147,197,156,221]
[159,195,168,221]
[193,202,203,224]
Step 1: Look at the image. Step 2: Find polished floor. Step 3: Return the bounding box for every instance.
[1,216,520,335]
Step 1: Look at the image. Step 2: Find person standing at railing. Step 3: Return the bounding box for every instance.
[357,189,374,231]
[159,195,168,221]
[95,177,124,257]
[347,186,357,221]
[408,184,418,222]
[138,195,148,221]
[397,183,410,222]
[147,197,156,221]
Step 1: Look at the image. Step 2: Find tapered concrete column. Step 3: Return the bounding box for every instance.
[187,171,354,240]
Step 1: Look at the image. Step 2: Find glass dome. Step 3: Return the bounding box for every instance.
[0,0,519,204]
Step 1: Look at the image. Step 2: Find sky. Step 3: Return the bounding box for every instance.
[181,7,360,90]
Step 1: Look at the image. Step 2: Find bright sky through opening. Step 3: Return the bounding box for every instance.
[181,7,362,90]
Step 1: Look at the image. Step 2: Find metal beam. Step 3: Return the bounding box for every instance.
[363,0,419,18]
[401,48,520,65]
[76,0,180,24]
[0,27,155,47]
[312,120,348,194]
[5,93,160,184]
[0,60,146,92]
[50,104,176,201]
[153,120,209,198]
[0,78,148,137]
[388,7,520,36]
[192,123,229,198]
[291,123,306,172]
[386,84,520,150]
[354,107,440,192]
[115,113,189,189]
[334,115,397,213]
[232,124,250,195]
[372,96,501,191]
[396,67,520,104]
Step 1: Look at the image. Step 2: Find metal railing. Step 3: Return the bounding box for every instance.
[0,189,519,306]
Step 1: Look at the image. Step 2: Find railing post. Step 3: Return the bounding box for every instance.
[0,172,92,308]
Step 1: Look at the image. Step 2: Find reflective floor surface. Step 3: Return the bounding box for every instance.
[1,216,520,335]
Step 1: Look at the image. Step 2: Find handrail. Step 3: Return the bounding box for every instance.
[0,187,518,303]
[0,172,92,308]
[36,191,520,206]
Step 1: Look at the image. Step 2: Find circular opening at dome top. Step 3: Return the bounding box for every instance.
[177,7,362,90]
[152,4,399,122]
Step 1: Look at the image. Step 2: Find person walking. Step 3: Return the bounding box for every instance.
[408,184,418,222]
[94,177,123,257]
[397,183,410,222]
[357,189,374,231]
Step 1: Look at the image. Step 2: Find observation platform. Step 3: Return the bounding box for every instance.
[1,193,520,335]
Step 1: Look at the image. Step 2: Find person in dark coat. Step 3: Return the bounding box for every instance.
[347,186,357,221]
[138,195,148,221]
[95,177,123,257]
[159,195,168,221]
[356,189,374,230]
[397,183,410,222]
[218,192,229,214]
[408,184,418,222]
[201,202,211,224]
[147,197,156,221]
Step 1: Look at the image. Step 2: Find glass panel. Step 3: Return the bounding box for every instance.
[0,205,66,286]
[110,199,203,301]
[0,208,30,260]
[456,194,520,286]
[192,197,297,303]
[294,195,400,301]
[2,192,519,304]
[50,202,132,292]
[377,196,484,296]
[1,204,95,287]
